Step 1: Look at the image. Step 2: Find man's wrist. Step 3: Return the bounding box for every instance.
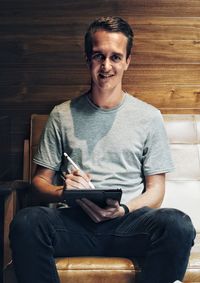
[121,204,129,215]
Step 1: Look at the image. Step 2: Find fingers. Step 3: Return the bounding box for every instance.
[77,198,122,223]
[76,199,102,223]
[64,170,92,189]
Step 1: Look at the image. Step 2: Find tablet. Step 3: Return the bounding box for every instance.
[62,189,122,207]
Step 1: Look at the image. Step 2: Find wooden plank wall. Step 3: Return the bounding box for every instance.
[0,0,200,179]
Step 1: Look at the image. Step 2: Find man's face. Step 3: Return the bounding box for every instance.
[88,30,131,92]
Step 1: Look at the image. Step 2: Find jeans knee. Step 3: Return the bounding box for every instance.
[158,208,196,245]
[9,206,49,243]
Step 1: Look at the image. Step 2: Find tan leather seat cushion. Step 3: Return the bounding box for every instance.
[56,257,137,283]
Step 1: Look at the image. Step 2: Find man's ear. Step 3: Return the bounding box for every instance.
[125,55,131,71]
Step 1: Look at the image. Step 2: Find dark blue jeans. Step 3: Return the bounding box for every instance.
[9,206,196,283]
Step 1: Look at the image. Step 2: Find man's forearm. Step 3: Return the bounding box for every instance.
[126,188,164,212]
[32,175,64,203]
[126,174,165,212]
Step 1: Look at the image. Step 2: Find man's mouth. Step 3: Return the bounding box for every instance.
[99,73,114,79]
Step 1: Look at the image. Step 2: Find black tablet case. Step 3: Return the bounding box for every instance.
[62,189,122,207]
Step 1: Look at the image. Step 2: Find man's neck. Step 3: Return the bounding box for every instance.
[90,87,125,109]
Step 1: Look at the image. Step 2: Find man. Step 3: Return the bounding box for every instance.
[10,16,195,283]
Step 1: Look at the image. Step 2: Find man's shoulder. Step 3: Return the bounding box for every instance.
[125,93,161,118]
[52,100,71,114]
[52,94,87,114]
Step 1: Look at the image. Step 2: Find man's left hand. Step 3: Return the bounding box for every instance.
[76,198,125,223]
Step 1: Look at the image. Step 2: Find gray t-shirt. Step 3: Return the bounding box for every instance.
[33,93,174,204]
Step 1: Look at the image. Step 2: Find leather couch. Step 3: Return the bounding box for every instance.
[3,114,200,283]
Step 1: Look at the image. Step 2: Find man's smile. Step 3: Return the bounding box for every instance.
[99,73,114,79]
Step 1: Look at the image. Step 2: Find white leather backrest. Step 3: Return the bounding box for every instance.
[161,115,200,231]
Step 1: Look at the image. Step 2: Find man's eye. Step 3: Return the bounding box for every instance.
[92,54,104,61]
[111,55,121,62]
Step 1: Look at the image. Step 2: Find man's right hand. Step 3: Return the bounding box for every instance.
[64,170,93,189]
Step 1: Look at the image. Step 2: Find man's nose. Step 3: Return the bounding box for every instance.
[102,58,112,71]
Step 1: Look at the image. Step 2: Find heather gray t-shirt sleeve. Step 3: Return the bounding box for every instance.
[142,112,174,176]
[33,107,63,171]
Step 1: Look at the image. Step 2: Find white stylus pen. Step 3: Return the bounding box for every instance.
[64,152,95,189]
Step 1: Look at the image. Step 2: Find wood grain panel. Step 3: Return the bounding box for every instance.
[118,0,200,17]
[1,16,200,28]
[1,0,200,17]
[126,65,200,85]
[126,86,200,108]
[134,40,200,64]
